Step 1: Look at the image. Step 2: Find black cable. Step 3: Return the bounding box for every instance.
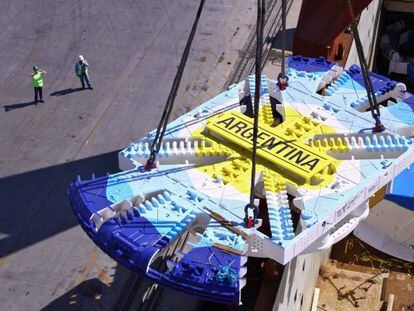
[248,0,266,223]
[346,0,380,120]
[147,0,206,168]
[281,0,287,78]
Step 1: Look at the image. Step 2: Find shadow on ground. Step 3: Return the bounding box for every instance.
[50,88,85,96]
[4,101,37,112]
[41,278,108,310]
[0,151,121,259]
[41,270,226,311]
[3,86,86,111]
[40,270,136,311]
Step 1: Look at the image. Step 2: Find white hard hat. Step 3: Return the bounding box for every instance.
[79,55,84,61]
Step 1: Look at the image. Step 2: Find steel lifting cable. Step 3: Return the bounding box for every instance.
[277,0,289,90]
[245,0,266,227]
[345,0,384,132]
[280,0,287,78]
[146,0,206,170]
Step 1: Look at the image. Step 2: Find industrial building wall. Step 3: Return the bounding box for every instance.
[346,0,383,69]
[272,248,331,311]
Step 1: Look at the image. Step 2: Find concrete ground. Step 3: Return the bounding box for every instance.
[0,0,305,309]
[262,0,302,80]
[0,1,260,310]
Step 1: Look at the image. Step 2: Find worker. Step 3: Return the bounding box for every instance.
[277,73,288,91]
[75,55,93,90]
[32,66,47,103]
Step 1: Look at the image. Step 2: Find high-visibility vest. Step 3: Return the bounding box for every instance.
[32,72,43,88]
[77,62,88,76]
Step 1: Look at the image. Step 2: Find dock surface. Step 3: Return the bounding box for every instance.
[0,1,260,309]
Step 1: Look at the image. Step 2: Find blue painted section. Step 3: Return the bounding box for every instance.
[247,75,268,95]
[69,176,113,222]
[268,198,295,241]
[95,217,164,275]
[347,64,397,94]
[69,176,165,275]
[408,64,414,84]
[69,56,414,303]
[160,247,241,304]
[194,222,245,251]
[376,95,414,128]
[105,174,134,203]
[405,94,414,106]
[385,164,414,211]
[68,172,243,304]
[288,55,335,72]
[386,102,414,125]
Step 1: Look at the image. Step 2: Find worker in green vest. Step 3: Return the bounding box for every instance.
[32,66,47,103]
[75,55,93,89]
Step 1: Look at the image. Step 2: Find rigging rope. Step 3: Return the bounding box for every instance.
[146,0,206,170]
[281,0,287,78]
[245,0,266,227]
[277,0,289,90]
[345,0,384,132]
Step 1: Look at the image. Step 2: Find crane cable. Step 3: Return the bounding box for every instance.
[145,0,206,170]
[277,0,289,90]
[345,0,384,132]
[245,0,266,228]
[281,0,287,78]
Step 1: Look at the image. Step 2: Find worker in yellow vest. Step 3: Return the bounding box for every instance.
[75,55,93,90]
[32,66,47,103]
